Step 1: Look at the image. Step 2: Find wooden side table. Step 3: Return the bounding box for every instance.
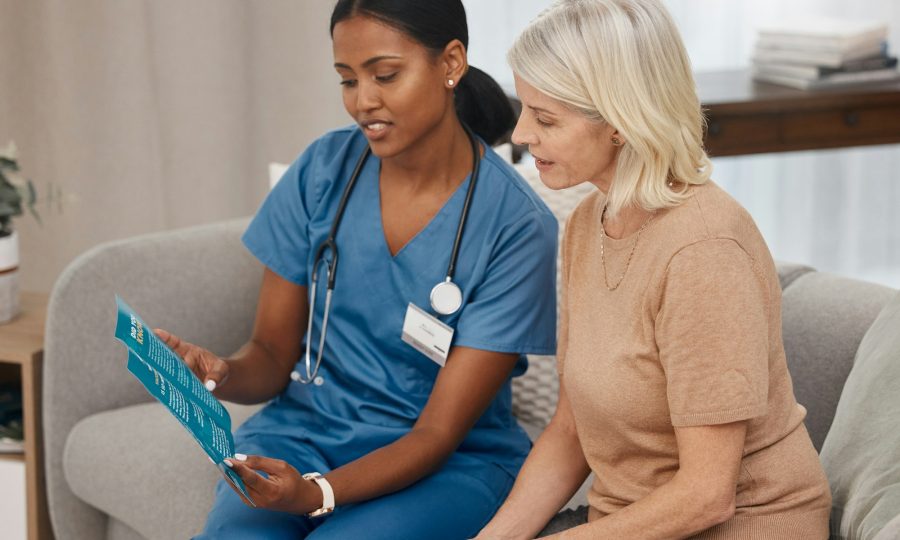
[698,69,900,157]
[0,292,53,540]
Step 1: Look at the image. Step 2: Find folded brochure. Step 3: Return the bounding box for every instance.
[114,296,255,506]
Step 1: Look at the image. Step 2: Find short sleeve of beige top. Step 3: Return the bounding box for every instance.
[559,181,831,539]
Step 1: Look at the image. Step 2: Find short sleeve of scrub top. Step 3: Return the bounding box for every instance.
[241,143,323,286]
[239,126,557,478]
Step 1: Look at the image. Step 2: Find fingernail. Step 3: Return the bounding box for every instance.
[234,453,247,462]
[224,459,233,468]
[205,380,217,392]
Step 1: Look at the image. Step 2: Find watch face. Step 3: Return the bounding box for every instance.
[308,507,334,517]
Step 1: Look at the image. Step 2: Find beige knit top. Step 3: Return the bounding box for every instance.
[559,181,831,539]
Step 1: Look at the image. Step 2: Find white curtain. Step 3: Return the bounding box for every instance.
[464,0,900,288]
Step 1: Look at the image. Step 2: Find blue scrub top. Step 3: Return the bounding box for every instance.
[241,126,557,478]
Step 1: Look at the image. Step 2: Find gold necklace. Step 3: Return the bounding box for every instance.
[599,203,655,291]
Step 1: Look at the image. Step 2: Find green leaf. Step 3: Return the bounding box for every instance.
[0,184,21,204]
[0,200,22,218]
[25,180,40,224]
[0,155,41,229]
[26,180,37,205]
[0,184,22,223]
[0,158,18,172]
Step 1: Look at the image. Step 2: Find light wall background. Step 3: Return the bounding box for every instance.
[465,0,900,289]
[0,0,348,293]
[2,0,899,293]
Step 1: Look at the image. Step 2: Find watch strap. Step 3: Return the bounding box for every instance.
[302,472,335,517]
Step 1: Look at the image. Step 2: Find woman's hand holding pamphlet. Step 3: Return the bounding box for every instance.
[113,296,255,506]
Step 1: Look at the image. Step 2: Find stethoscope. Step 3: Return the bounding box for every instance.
[291,125,482,385]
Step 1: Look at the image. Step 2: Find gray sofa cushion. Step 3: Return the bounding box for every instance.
[820,291,900,540]
[539,506,588,537]
[107,517,148,540]
[780,272,894,451]
[874,515,900,540]
[775,262,815,289]
[64,401,261,540]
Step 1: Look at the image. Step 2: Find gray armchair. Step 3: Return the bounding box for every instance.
[44,219,263,540]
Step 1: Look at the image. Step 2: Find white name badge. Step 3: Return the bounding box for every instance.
[401,303,454,366]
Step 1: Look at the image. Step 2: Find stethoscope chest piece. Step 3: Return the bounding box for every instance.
[430,279,463,316]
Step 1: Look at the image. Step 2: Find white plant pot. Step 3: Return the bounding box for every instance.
[0,231,21,324]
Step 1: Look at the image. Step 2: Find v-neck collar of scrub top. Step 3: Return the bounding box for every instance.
[358,152,475,270]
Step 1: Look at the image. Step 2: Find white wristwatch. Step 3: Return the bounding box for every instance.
[302,472,335,517]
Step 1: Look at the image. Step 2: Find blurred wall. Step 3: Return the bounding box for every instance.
[0,0,348,293]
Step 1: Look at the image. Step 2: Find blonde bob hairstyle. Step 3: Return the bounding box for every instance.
[508,0,711,218]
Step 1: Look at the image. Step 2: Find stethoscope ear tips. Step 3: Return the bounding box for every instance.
[290,370,325,386]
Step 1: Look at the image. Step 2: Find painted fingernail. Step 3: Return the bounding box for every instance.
[205,380,217,392]
[234,453,247,461]
[224,459,233,468]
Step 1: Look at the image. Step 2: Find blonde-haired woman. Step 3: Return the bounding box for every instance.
[477,1,831,538]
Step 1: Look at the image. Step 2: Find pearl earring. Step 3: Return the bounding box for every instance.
[448,79,455,87]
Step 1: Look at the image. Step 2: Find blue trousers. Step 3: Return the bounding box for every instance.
[194,432,514,539]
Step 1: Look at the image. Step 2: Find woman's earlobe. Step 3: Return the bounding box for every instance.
[442,38,468,84]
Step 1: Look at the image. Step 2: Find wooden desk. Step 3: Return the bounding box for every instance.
[699,69,900,157]
[0,292,53,540]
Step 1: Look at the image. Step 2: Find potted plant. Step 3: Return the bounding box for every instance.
[0,141,38,324]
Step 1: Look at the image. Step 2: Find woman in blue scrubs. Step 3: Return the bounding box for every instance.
[155,1,557,538]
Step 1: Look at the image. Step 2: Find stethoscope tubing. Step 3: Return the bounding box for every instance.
[294,124,481,385]
[446,124,480,282]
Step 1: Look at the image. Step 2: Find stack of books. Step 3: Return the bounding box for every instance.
[752,18,900,90]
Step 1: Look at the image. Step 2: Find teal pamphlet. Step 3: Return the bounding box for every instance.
[114,296,255,506]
